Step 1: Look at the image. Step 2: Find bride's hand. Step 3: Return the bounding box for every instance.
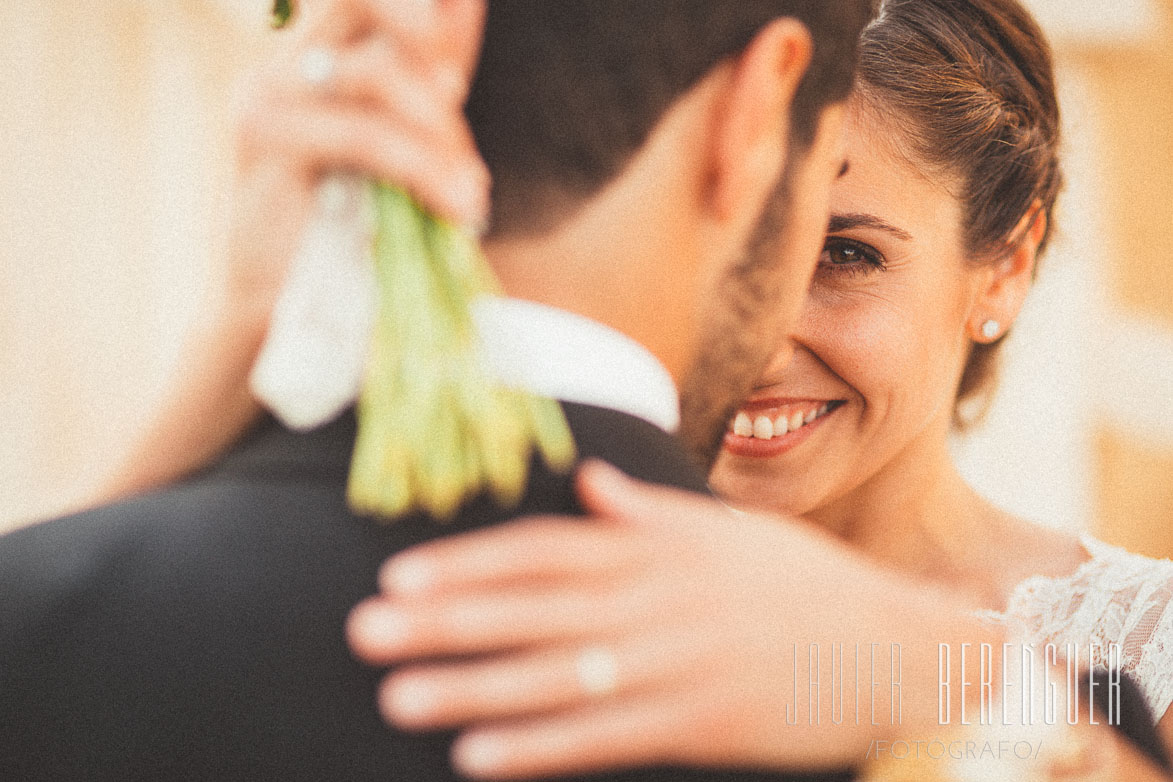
[229,0,489,318]
[348,461,970,779]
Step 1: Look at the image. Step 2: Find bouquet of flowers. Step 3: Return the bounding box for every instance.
[253,0,575,520]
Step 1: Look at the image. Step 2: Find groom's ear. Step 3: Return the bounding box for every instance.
[706,19,812,230]
[970,202,1047,341]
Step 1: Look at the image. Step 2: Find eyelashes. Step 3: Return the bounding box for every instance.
[817,237,887,277]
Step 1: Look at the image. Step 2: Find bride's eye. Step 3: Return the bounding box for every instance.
[818,237,886,276]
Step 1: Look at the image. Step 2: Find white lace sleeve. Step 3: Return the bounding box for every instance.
[977,535,1173,722]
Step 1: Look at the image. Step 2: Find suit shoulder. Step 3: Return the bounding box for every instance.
[0,477,358,630]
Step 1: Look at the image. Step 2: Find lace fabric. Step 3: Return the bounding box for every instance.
[975,535,1173,722]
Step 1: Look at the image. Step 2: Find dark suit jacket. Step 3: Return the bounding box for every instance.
[0,403,859,782]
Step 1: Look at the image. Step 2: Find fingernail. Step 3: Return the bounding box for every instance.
[453,733,507,777]
[356,605,411,647]
[384,677,437,723]
[381,556,434,595]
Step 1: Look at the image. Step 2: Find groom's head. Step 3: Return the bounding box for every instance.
[468,1,875,467]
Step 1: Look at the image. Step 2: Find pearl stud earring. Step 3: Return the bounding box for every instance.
[981,319,1001,340]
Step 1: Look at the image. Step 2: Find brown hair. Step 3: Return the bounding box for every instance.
[855,0,1063,427]
[466,0,878,238]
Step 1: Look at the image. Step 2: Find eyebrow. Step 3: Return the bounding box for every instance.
[827,212,914,242]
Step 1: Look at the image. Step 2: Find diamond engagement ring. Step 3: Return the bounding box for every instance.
[575,646,619,698]
[299,47,338,92]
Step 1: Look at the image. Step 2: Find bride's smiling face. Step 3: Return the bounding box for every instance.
[709,102,993,516]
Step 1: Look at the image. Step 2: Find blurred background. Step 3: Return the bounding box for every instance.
[1,0,1171,559]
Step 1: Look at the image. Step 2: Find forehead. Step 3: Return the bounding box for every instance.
[830,100,965,245]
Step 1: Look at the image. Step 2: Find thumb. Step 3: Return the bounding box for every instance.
[575,459,707,531]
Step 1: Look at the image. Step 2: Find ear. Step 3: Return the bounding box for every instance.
[708,19,812,231]
[968,202,1047,343]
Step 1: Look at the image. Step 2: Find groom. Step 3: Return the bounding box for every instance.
[0,2,874,781]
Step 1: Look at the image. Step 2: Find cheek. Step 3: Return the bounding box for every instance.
[806,294,912,402]
[807,290,962,423]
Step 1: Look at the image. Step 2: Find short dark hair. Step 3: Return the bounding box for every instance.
[466,1,877,238]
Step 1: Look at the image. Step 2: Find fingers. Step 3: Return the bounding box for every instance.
[239,90,480,220]
[239,0,489,227]
[576,459,738,534]
[348,583,636,664]
[315,39,427,120]
[235,46,487,226]
[298,0,442,54]
[348,466,741,671]
[377,516,642,597]
[382,648,601,730]
[382,646,632,730]
[373,460,736,600]
[290,1,361,47]
[450,696,685,780]
[358,0,450,57]
[304,0,483,97]
[367,0,486,81]
[380,631,704,730]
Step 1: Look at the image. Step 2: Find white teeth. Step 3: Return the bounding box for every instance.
[753,416,774,440]
[731,403,837,440]
[733,412,753,437]
[773,415,790,436]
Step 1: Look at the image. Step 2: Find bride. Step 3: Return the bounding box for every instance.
[710,0,1173,721]
[344,0,1173,773]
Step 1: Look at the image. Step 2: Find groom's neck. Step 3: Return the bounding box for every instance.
[484,200,699,388]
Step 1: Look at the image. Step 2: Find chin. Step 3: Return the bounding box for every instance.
[709,461,822,518]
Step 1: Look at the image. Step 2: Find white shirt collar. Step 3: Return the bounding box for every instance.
[472,296,681,433]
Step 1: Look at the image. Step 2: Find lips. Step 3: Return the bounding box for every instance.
[722,399,844,458]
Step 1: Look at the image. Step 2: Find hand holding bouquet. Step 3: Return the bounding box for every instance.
[247,0,574,520]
